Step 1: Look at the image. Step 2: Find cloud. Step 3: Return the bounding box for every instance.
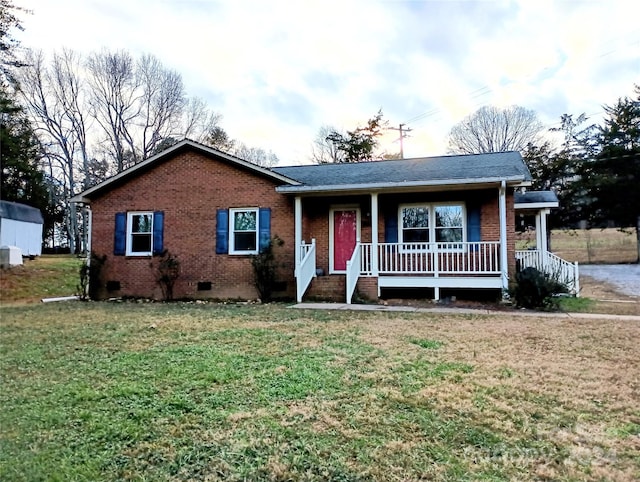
[15,0,640,164]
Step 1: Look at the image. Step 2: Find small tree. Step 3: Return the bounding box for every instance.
[251,236,283,302]
[152,250,180,301]
[324,110,388,163]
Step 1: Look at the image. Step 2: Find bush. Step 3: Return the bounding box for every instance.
[77,253,106,301]
[152,250,180,301]
[512,267,569,310]
[251,236,284,302]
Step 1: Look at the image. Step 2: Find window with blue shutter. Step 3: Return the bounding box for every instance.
[467,204,481,251]
[216,209,229,254]
[114,212,126,255]
[152,211,164,255]
[258,208,271,253]
[384,207,398,243]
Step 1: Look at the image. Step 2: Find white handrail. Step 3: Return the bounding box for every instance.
[375,242,501,275]
[346,243,362,304]
[296,239,316,302]
[515,250,580,295]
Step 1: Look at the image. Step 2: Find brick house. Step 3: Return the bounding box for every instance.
[71,139,578,302]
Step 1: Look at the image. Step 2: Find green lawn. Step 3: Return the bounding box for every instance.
[0,255,83,303]
[1,302,638,481]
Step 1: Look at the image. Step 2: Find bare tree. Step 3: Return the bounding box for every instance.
[17,49,91,253]
[181,96,234,152]
[447,105,543,154]
[136,53,185,160]
[310,125,344,164]
[86,49,139,172]
[234,143,279,167]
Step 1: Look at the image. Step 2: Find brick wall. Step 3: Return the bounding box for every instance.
[90,150,295,300]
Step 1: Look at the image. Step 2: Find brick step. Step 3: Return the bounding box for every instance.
[306,275,345,302]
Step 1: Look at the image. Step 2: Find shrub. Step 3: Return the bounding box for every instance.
[512,267,568,310]
[77,253,107,301]
[152,250,180,301]
[251,236,284,302]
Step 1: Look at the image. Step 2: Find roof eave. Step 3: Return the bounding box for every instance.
[515,202,559,210]
[276,176,530,194]
[70,139,300,203]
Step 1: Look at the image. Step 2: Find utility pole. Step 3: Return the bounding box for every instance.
[387,123,412,158]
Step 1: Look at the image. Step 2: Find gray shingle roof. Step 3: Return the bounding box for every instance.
[272,151,531,192]
[514,191,559,205]
[0,200,44,224]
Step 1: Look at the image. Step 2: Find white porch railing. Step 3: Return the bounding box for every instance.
[296,239,316,302]
[516,250,580,295]
[360,242,501,275]
[345,243,362,304]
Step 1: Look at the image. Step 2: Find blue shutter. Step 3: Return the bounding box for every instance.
[152,211,164,255]
[114,212,126,255]
[258,208,271,253]
[216,209,229,254]
[384,207,398,243]
[467,204,481,251]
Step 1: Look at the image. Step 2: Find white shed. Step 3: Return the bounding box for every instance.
[0,200,44,256]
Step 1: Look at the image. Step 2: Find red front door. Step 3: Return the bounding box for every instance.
[333,209,358,271]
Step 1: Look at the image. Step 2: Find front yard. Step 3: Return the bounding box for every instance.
[1,302,638,481]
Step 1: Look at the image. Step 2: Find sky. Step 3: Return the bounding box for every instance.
[15,0,640,166]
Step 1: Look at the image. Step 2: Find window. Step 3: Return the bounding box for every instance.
[230,208,258,254]
[399,203,465,249]
[127,212,153,256]
[435,205,463,243]
[401,206,430,242]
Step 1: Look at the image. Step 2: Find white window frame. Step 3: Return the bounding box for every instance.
[229,207,259,255]
[126,211,153,256]
[398,202,466,252]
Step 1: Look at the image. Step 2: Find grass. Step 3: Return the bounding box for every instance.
[1,302,639,481]
[0,255,83,304]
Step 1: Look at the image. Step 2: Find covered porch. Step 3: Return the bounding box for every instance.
[292,189,580,304]
[270,151,574,304]
[292,184,512,304]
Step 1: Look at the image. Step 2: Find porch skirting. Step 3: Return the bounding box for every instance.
[353,275,503,301]
[376,275,503,290]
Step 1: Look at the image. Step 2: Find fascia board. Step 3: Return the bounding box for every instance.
[276,176,528,194]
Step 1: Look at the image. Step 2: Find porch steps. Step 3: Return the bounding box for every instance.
[306,275,345,302]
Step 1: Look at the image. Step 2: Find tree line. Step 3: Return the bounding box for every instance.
[1,1,277,252]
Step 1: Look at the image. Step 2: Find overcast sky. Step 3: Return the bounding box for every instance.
[16,0,640,165]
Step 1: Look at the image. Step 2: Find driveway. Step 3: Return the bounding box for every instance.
[579,264,640,297]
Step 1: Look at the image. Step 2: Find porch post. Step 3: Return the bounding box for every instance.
[499,181,509,296]
[538,208,549,254]
[371,192,379,276]
[294,196,302,277]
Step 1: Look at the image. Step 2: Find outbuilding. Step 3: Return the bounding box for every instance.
[0,200,44,257]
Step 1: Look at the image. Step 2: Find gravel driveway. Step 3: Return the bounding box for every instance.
[580,264,640,297]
